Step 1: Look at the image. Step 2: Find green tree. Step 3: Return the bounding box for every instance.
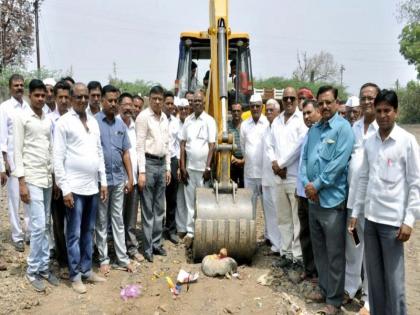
[397,80,420,123]
[254,76,348,100]
[399,22,420,79]
[109,78,158,96]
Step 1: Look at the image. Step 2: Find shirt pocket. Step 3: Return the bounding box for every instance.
[197,124,208,140]
[319,138,336,161]
[379,157,402,183]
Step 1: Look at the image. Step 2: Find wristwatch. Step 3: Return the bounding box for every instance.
[205,167,211,171]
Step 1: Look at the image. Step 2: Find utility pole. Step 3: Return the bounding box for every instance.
[34,0,40,78]
[340,65,345,87]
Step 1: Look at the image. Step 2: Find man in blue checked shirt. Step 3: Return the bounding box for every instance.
[300,85,354,314]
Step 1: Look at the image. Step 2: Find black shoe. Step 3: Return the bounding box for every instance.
[14,241,24,252]
[144,252,153,263]
[153,246,167,256]
[167,233,179,245]
[272,255,293,269]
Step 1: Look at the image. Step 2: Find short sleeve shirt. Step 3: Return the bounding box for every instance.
[96,111,131,186]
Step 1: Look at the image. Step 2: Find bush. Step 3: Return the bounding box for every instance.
[398,81,420,123]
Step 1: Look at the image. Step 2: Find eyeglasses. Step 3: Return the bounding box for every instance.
[266,108,274,112]
[74,95,88,100]
[298,97,307,101]
[282,96,296,102]
[250,103,261,108]
[360,96,375,102]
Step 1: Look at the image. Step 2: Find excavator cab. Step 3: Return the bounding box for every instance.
[174,0,257,263]
[175,36,254,110]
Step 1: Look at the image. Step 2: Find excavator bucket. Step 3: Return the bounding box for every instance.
[192,187,256,263]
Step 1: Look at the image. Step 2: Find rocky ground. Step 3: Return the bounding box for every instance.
[0,125,419,315]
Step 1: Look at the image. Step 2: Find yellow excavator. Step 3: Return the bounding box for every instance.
[175,0,256,262]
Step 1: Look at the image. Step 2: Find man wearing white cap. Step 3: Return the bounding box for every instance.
[240,93,268,218]
[175,98,191,238]
[43,78,57,114]
[345,96,361,126]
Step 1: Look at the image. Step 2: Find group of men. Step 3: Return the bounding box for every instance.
[0,73,418,315]
[229,84,419,315]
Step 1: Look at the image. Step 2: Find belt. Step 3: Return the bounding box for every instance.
[145,153,165,161]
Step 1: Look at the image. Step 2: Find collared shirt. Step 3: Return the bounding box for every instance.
[0,97,30,171]
[240,115,269,179]
[43,104,52,115]
[262,125,276,187]
[136,107,170,172]
[53,108,107,196]
[227,120,243,158]
[168,114,181,158]
[347,117,379,209]
[13,106,53,188]
[176,120,185,159]
[46,107,62,139]
[266,109,307,184]
[181,111,217,172]
[297,133,309,198]
[352,124,420,228]
[300,113,354,208]
[86,104,101,118]
[126,118,138,185]
[96,111,131,186]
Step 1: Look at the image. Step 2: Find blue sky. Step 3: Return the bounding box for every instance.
[31,0,417,95]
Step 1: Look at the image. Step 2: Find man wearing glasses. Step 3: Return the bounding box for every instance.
[301,85,354,314]
[240,94,268,218]
[267,88,308,267]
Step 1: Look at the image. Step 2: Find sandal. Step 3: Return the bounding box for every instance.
[305,290,325,303]
[100,264,110,276]
[315,304,341,315]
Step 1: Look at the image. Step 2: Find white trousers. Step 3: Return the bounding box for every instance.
[244,177,263,219]
[7,176,30,242]
[262,185,282,253]
[345,211,369,310]
[176,182,187,233]
[276,182,301,259]
[184,169,209,237]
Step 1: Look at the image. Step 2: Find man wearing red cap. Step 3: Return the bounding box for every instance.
[297,87,314,111]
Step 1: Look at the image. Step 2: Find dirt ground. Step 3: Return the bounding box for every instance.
[0,125,419,315]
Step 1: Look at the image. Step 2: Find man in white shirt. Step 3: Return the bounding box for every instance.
[136,86,171,262]
[261,99,282,254]
[175,98,191,237]
[86,81,102,117]
[180,90,216,248]
[0,154,6,271]
[47,80,72,268]
[345,83,379,313]
[296,99,321,281]
[163,91,180,244]
[118,93,143,263]
[13,79,59,292]
[54,83,108,294]
[268,87,308,266]
[0,73,30,252]
[42,77,56,114]
[349,89,420,315]
[240,94,268,218]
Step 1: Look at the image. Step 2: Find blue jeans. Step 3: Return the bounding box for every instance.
[65,193,98,281]
[26,184,52,277]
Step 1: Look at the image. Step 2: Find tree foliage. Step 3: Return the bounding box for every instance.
[397,80,420,123]
[397,0,420,24]
[292,51,340,83]
[109,78,157,97]
[399,22,420,79]
[253,76,348,101]
[0,0,38,71]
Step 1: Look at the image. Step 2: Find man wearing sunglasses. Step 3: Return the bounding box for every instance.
[267,87,308,267]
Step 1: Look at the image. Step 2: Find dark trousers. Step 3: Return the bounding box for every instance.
[365,219,406,315]
[140,157,166,255]
[51,192,68,267]
[309,202,346,307]
[230,162,244,188]
[65,193,98,281]
[123,187,140,256]
[297,196,316,276]
[164,157,178,235]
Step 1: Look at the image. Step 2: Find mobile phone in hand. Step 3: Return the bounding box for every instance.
[352,228,360,247]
